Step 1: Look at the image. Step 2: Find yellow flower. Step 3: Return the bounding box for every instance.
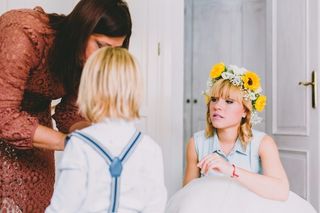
[242,71,260,91]
[210,62,225,78]
[254,95,267,112]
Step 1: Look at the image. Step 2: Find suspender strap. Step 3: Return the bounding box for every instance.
[68,130,142,213]
[119,131,142,162]
[70,131,113,163]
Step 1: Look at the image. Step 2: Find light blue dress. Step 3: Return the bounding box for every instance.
[194,129,265,176]
[166,130,317,213]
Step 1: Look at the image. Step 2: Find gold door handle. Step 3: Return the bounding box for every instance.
[298,82,314,86]
[298,71,317,108]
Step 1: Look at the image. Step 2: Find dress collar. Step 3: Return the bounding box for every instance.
[211,132,248,156]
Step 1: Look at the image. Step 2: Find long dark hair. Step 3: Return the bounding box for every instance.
[48,0,132,93]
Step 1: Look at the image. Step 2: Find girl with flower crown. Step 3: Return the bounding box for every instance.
[166,63,316,213]
[184,62,289,200]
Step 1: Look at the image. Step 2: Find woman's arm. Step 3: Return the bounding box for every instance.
[32,125,66,150]
[235,135,289,200]
[183,137,201,186]
[0,18,43,150]
[32,120,91,150]
[0,15,87,151]
[32,121,92,151]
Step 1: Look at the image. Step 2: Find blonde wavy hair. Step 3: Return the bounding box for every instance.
[77,47,142,123]
[205,79,253,148]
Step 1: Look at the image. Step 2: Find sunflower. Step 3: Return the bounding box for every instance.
[254,95,267,112]
[210,62,225,79]
[242,71,260,91]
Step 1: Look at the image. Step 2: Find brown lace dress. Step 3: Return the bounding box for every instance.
[0,8,83,212]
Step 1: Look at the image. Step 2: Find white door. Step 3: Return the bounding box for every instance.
[266,0,319,210]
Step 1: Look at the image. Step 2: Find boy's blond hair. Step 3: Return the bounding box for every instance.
[77,47,142,123]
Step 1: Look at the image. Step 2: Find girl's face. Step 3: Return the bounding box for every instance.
[209,94,246,130]
[84,34,126,61]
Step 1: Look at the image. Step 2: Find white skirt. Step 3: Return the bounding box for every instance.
[166,177,316,213]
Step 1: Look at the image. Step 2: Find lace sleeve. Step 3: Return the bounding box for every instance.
[52,94,84,133]
[0,23,41,149]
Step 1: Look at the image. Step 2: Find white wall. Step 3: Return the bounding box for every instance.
[0,0,78,15]
[156,0,184,196]
[127,0,184,197]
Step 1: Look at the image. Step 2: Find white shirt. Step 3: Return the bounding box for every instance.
[46,119,167,213]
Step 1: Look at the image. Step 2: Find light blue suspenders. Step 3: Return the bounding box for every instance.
[67,130,142,213]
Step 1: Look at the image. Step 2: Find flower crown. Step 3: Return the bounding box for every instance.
[204,62,267,125]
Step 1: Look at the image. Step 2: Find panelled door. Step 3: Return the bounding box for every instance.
[266,0,319,210]
[184,0,267,163]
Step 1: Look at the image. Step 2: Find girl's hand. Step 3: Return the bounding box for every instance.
[197,153,233,176]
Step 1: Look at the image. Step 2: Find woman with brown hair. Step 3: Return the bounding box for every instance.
[0,0,132,211]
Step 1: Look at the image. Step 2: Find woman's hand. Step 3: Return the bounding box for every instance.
[33,125,67,150]
[197,153,233,176]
